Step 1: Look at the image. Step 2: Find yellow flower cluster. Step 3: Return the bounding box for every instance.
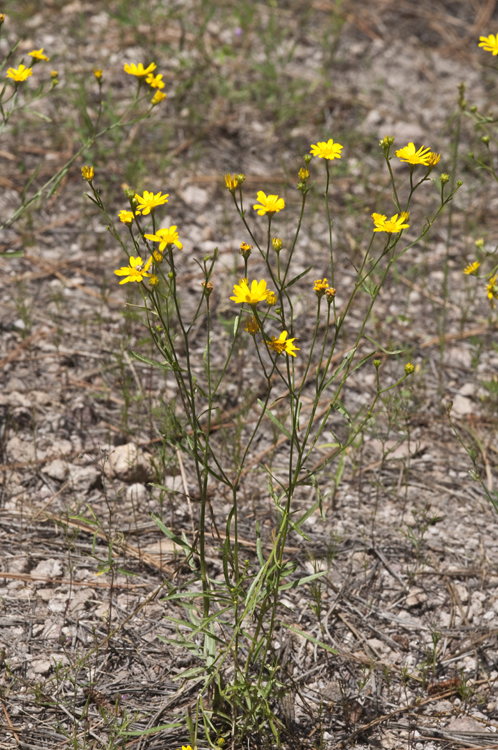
[395,142,440,168]
[6,46,51,83]
[372,212,410,233]
[124,62,167,105]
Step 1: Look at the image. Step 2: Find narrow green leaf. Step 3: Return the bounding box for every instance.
[130,349,175,370]
[284,264,314,289]
[279,569,328,591]
[283,623,337,654]
[363,334,403,355]
[257,398,292,441]
[150,513,192,552]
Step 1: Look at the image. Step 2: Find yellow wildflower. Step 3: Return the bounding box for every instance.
[245,315,260,335]
[153,250,163,263]
[151,91,166,105]
[395,142,431,166]
[94,68,103,80]
[253,191,285,216]
[325,287,336,302]
[146,72,165,89]
[149,274,159,286]
[372,212,410,233]
[310,138,343,160]
[225,174,239,191]
[81,166,94,181]
[124,62,156,78]
[118,210,134,224]
[404,363,415,375]
[145,226,183,250]
[29,48,49,62]
[299,167,310,180]
[266,291,277,306]
[485,274,498,308]
[426,152,441,169]
[6,64,32,82]
[51,70,58,78]
[314,279,330,298]
[267,331,300,357]
[135,190,169,215]
[463,261,480,275]
[479,34,498,55]
[230,279,269,305]
[114,256,153,284]
[0,14,5,23]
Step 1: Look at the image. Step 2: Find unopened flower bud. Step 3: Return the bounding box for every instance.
[235,173,245,184]
[149,274,159,286]
[379,135,395,149]
[239,242,252,259]
[94,68,103,81]
[303,153,312,165]
[404,363,415,375]
[456,180,463,187]
[470,105,478,112]
[168,271,174,279]
[266,291,277,306]
[469,447,478,461]
[153,251,163,263]
[296,181,306,192]
[325,287,336,304]
[81,165,94,182]
[272,237,283,252]
[475,238,484,249]
[373,359,381,368]
[481,135,490,144]
[50,69,58,79]
[440,173,450,184]
[202,280,213,296]
[298,167,309,181]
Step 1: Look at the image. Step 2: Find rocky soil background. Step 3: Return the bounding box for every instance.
[1,0,498,748]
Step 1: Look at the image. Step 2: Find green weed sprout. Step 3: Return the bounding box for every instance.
[87,131,457,746]
[0,13,166,245]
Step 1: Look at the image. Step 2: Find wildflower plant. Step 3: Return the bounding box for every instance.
[84,130,458,746]
[0,14,167,244]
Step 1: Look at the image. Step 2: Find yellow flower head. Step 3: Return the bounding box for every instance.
[81,166,94,181]
[395,142,431,166]
[310,138,343,160]
[372,212,410,233]
[299,167,310,180]
[29,48,49,61]
[153,250,163,262]
[479,34,498,55]
[225,174,239,191]
[151,91,166,105]
[245,315,260,335]
[325,287,336,302]
[266,291,277,306]
[267,331,300,357]
[94,68,103,80]
[0,14,5,23]
[6,64,32,83]
[426,152,441,169]
[124,62,156,78]
[118,209,134,224]
[178,746,197,750]
[135,190,169,215]
[231,278,269,305]
[144,226,183,250]
[314,278,330,298]
[485,274,498,308]
[463,261,480,276]
[114,255,153,284]
[239,242,252,259]
[146,72,165,89]
[253,191,285,216]
[149,274,159,286]
[51,70,58,79]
